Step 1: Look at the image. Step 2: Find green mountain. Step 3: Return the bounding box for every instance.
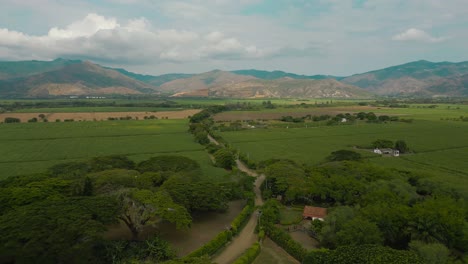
[231,69,341,80]
[111,68,193,87]
[0,61,156,98]
[342,60,468,95]
[0,58,81,80]
[0,58,467,98]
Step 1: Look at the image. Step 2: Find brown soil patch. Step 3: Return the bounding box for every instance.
[104,200,245,257]
[0,109,201,122]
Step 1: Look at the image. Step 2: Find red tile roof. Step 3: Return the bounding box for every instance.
[303,206,327,219]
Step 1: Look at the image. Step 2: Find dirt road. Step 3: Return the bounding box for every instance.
[212,160,265,264]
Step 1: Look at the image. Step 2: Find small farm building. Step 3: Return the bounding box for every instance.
[303,206,328,221]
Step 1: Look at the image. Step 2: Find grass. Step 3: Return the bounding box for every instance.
[279,207,303,225]
[0,119,227,180]
[253,238,299,264]
[219,109,468,197]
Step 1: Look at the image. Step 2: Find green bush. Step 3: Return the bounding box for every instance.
[4,117,20,123]
[258,229,265,241]
[232,242,261,264]
[230,204,254,235]
[186,230,232,258]
[268,226,307,261]
[303,245,422,264]
[213,149,235,170]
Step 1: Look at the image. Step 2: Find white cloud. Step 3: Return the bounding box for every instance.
[0,13,270,64]
[392,28,445,43]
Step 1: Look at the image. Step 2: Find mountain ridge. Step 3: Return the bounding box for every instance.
[0,58,467,97]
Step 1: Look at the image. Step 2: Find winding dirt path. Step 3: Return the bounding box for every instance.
[212,160,265,264]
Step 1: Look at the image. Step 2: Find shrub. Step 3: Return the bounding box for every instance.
[230,204,254,235]
[372,139,393,149]
[186,230,232,258]
[395,140,409,153]
[213,149,235,170]
[303,245,422,264]
[232,242,261,264]
[4,117,20,123]
[268,226,307,261]
[326,150,361,162]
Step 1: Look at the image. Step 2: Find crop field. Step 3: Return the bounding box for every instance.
[0,109,200,122]
[214,104,468,121]
[213,106,395,121]
[10,106,184,113]
[219,115,468,196]
[0,119,227,180]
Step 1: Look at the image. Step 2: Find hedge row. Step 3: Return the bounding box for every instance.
[232,242,261,264]
[185,196,255,259]
[186,230,232,258]
[303,245,423,264]
[259,199,307,262]
[267,225,307,262]
[230,201,254,235]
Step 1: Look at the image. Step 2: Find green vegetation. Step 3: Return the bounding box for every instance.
[0,154,252,263]
[304,245,422,264]
[220,119,468,197]
[0,119,226,179]
[232,242,261,264]
[259,200,308,262]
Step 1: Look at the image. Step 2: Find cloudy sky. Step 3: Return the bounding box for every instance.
[1,0,468,76]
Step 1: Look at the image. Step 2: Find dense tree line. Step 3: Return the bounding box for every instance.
[261,157,468,263]
[0,155,251,263]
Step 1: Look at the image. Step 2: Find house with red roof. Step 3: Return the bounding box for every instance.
[303,206,327,221]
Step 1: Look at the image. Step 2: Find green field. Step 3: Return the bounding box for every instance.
[0,119,227,179]
[219,113,468,196]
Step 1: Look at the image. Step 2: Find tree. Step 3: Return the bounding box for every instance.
[162,177,228,212]
[137,156,201,175]
[0,197,120,263]
[372,139,394,149]
[326,150,361,162]
[82,176,93,196]
[213,149,235,170]
[319,206,355,249]
[409,241,450,264]
[194,130,210,145]
[4,117,20,123]
[408,196,465,248]
[395,140,409,153]
[303,245,423,264]
[336,217,384,246]
[264,161,307,201]
[118,189,191,240]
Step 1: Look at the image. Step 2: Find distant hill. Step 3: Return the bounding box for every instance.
[111,68,193,87]
[0,58,467,98]
[159,70,257,94]
[208,78,370,98]
[231,69,341,80]
[159,70,367,98]
[0,61,156,97]
[0,58,81,80]
[342,60,468,96]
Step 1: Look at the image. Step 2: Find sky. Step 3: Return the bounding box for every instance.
[0,0,468,76]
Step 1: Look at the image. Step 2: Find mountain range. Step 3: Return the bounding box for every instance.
[0,58,467,98]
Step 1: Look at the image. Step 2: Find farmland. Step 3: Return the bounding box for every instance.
[0,109,200,122]
[217,104,468,197]
[0,118,226,179]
